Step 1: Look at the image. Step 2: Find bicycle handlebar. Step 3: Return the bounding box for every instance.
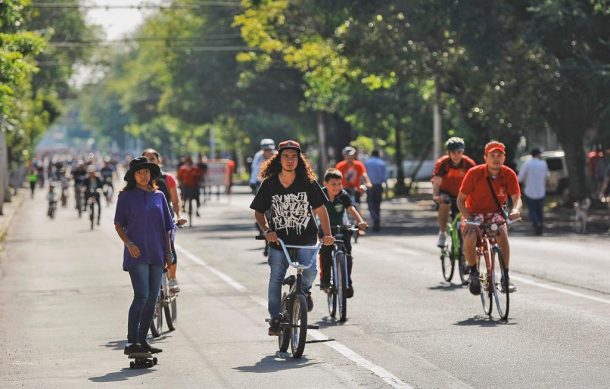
[253,235,321,269]
[465,217,522,228]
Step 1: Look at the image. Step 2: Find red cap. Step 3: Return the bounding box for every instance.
[485,141,505,155]
[278,140,301,152]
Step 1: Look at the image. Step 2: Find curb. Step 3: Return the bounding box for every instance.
[0,190,25,243]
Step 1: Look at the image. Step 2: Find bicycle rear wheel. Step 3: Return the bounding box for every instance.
[477,248,493,316]
[336,253,347,322]
[491,247,509,320]
[441,247,455,282]
[150,296,163,337]
[327,255,338,317]
[164,294,177,331]
[290,294,308,358]
[278,292,290,352]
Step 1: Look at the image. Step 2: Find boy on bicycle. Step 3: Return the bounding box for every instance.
[319,168,368,297]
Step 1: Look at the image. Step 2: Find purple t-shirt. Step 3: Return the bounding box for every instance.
[114,188,174,271]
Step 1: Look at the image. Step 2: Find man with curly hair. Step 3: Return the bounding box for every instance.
[250,140,335,336]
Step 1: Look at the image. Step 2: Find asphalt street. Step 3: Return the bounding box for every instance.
[0,186,608,388]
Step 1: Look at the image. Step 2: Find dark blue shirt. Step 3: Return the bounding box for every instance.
[114,188,174,271]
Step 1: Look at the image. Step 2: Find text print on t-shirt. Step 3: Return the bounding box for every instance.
[271,192,311,235]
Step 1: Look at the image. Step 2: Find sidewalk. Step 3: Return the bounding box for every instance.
[0,188,24,243]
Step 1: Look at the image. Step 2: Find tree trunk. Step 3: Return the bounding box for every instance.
[394,126,408,196]
[333,113,352,162]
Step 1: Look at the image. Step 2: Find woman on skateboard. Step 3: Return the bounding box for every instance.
[114,156,174,356]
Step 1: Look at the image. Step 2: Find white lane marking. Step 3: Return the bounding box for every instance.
[178,244,413,389]
[510,275,610,305]
[175,244,247,293]
[388,244,610,306]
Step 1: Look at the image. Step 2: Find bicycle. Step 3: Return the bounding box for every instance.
[86,192,100,230]
[257,236,321,358]
[325,225,358,322]
[465,217,520,320]
[150,269,178,337]
[440,211,468,284]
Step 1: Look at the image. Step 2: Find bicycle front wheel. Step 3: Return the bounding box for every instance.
[478,249,493,316]
[290,294,308,358]
[336,253,347,322]
[327,255,338,318]
[491,247,509,320]
[441,248,455,282]
[458,254,469,285]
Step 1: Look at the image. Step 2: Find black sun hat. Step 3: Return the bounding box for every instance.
[123,156,161,181]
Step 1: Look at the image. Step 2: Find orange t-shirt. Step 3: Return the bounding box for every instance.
[335,160,366,189]
[177,165,203,187]
[459,164,520,214]
[432,155,476,197]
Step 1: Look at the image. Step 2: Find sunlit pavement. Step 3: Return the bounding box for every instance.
[0,185,608,388]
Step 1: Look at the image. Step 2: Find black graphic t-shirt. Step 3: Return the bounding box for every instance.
[323,187,353,227]
[250,175,327,246]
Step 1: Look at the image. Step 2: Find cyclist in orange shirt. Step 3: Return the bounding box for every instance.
[177,156,203,217]
[432,137,476,247]
[457,141,522,295]
[335,146,372,208]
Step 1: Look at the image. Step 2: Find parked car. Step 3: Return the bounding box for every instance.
[517,150,569,195]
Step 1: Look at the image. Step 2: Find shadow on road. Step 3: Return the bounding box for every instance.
[454,315,517,327]
[313,318,347,329]
[428,282,467,292]
[233,353,320,373]
[89,367,154,383]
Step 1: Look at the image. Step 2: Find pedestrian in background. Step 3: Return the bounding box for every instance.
[27,169,37,198]
[518,148,549,235]
[114,156,174,356]
[364,150,387,232]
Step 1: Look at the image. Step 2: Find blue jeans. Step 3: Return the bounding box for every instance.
[127,264,164,343]
[525,196,545,227]
[267,246,317,318]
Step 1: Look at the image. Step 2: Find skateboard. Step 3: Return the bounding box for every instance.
[128,352,158,368]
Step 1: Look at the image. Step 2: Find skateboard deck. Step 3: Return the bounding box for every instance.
[128,353,158,368]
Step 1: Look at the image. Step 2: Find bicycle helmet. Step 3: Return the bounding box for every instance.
[260,138,275,150]
[342,146,356,156]
[445,137,465,151]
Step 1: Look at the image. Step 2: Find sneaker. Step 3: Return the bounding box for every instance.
[140,340,163,354]
[436,232,447,248]
[346,286,354,298]
[501,277,517,293]
[268,316,281,336]
[306,292,314,312]
[124,343,150,356]
[169,279,180,293]
[469,269,481,295]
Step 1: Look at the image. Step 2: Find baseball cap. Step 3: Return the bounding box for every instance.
[278,140,301,152]
[484,141,505,155]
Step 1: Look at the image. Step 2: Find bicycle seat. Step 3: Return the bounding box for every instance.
[283,275,296,286]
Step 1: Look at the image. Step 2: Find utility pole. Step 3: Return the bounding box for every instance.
[317,111,328,174]
[433,80,442,161]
